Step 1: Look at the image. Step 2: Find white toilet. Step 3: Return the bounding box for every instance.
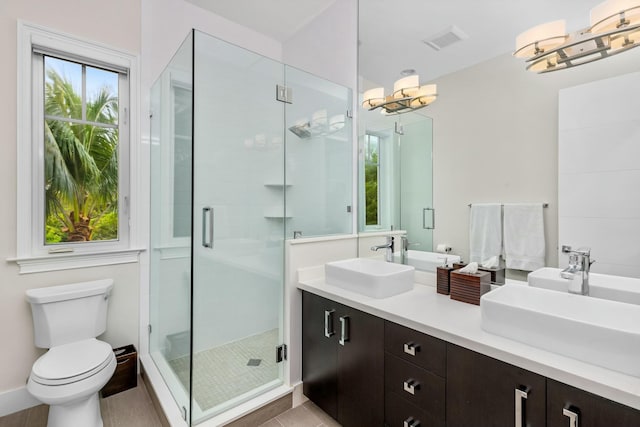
[26,279,117,427]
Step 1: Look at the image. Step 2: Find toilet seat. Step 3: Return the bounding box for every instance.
[31,338,113,386]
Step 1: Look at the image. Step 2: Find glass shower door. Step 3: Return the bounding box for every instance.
[190,31,285,423]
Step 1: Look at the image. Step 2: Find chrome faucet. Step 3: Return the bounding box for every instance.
[560,246,595,296]
[371,236,394,262]
[400,236,409,265]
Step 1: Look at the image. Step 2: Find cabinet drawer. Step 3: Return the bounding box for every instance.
[385,390,444,427]
[385,321,446,377]
[547,379,640,427]
[385,353,445,425]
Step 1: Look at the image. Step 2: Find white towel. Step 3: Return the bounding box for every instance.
[503,203,545,271]
[469,204,502,264]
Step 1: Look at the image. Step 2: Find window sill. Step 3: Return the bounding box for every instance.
[7,248,146,274]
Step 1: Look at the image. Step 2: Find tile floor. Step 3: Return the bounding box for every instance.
[259,401,341,427]
[169,329,279,411]
[0,376,162,427]
[0,375,340,427]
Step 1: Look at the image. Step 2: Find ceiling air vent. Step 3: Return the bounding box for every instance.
[423,25,469,51]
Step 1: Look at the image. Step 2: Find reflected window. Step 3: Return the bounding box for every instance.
[364,134,380,226]
[172,85,192,238]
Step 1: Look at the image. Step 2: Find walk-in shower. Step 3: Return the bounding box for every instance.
[149,30,352,425]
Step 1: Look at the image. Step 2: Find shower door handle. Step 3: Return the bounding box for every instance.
[423,208,435,230]
[202,207,214,248]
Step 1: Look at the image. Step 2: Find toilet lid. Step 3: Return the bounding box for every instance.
[31,338,113,386]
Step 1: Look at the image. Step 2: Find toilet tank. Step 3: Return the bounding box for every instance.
[26,279,114,348]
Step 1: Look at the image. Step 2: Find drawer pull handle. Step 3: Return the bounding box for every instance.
[117,358,132,365]
[563,407,579,427]
[339,316,350,346]
[515,387,529,427]
[403,417,421,427]
[324,309,335,338]
[403,379,420,395]
[403,342,420,356]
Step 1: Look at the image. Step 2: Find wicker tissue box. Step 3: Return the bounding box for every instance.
[450,270,491,305]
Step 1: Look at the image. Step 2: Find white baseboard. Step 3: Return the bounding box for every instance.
[0,385,40,417]
[292,381,308,407]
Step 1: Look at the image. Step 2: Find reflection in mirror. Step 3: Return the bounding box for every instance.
[358,0,640,279]
[358,109,433,253]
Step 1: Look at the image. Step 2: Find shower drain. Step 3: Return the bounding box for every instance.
[247,358,262,367]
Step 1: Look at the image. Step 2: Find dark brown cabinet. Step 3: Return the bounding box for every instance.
[301,291,384,427]
[547,379,640,427]
[302,291,640,427]
[446,343,546,427]
[384,321,446,427]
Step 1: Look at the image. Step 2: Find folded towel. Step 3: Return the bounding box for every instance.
[481,255,499,269]
[503,203,545,271]
[469,204,502,264]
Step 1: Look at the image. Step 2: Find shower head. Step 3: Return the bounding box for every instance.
[288,122,311,139]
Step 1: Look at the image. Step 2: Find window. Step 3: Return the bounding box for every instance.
[15,23,140,273]
[364,133,380,226]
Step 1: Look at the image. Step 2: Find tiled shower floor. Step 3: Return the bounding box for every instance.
[169,329,279,411]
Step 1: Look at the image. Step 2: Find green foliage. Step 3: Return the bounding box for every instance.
[44,65,119,243]
[365,160,378,226]
[91,211,118,241]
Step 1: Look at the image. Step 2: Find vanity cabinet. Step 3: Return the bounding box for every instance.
[301,291,640,427]
[301,291,384,427]
[547,379,640,427]
[384,321,446,427]
[446,343,547,427]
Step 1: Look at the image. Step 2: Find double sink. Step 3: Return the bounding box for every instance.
[323,257,640,378]
[483,267,640,377]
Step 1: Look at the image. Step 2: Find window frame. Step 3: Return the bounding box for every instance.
[14,22,142,273]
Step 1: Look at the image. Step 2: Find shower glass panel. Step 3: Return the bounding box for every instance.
[150,29,353,426]
[190,30,285,423]
[399,117,434,250]
[284,67,353,238]
[149,32,193,418]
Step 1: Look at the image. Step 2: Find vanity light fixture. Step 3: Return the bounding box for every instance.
[362,74,438,115]
[514,0,640,73]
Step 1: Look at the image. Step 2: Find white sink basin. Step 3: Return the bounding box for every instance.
[324,258,414,298]
[528,267,640,305]
[481,284,640,377]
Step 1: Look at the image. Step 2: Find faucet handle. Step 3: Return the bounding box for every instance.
[561,245,572,253]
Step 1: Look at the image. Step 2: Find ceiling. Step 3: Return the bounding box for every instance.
[185,0,608,88]
[184,0,339,42]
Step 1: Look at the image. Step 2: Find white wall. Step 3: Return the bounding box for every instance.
[559,72,640,279]
[428,49,640,277]
[0,0,141,413]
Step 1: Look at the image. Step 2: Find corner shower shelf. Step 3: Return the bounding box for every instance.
[263,182,293,188]
[263,207,292,219]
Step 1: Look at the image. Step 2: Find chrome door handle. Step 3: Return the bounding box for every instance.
[515,387,529,427]
[403,342,420,356]
[403,417,421,427]
[403,379,420,395]
[563,407,579,427]
[324,310,335,338]
[202,207,214,248]
[423,207,435,230]
[339,316,349,346]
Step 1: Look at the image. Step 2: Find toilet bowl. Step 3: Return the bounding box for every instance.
[28,339,116,426]
[25,280,116,427]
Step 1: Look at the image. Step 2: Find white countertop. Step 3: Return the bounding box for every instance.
[297,267,640,410]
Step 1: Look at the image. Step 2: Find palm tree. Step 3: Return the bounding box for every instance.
[44,68,119,242]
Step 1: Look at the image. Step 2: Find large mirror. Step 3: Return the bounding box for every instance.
[358,0,640,279]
